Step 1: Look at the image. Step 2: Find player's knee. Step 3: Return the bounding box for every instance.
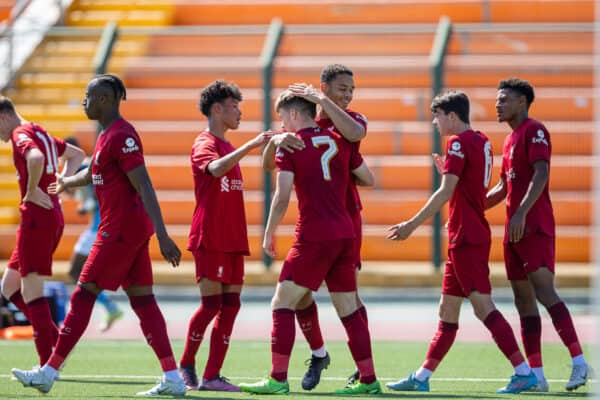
[535,288,560,308]
[78,281,102,295]
[438,302,460,322]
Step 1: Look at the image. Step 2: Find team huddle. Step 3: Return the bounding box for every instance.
[0,63,592,397]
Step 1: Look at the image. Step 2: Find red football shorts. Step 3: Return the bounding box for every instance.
[279,238,356,292]
[350,211,362,270]
[79,237,153,291]
[442,242,492,298]
[8,225,63,277]
[504,233,555,280]
[192,248,244,285]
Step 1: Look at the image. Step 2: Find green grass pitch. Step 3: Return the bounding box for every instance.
[0,340,593,399]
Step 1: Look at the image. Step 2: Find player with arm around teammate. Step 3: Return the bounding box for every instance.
[240,90,381,395]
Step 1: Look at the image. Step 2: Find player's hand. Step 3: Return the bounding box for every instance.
[432,153,444,174]
[288,83,323,104]
[48,173,66,195]
[249,131,274,149]
[23,187,54,210]
[386,221,415,241]
[508,210,526,242]
[272,132,305,153]
[158,235,182,267]
[263,233,276,257]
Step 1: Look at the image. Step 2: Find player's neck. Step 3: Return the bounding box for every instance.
[98,111,121,132]
[207,120,228,141]
[507,112,528,131]
[450,122,471,135]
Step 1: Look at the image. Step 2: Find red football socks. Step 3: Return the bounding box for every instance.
[484,310,525,367]
[521,315,543,368]
[341,308,376,384]
[48,286,97,369]
[130,294,177,372]
[295,301,324,351]
[180,294,222,366]
[203,292,241,380]
[9,290,31,321]
[547,302,583,357]
[270,309,295,382]
[26,297,59,365]
[422,321,458,371]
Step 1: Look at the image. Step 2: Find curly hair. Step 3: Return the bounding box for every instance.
[320,64,353,84]
[498,77,535,108]
[199,80,243,117]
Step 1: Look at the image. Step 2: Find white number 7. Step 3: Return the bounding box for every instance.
[311,136,338,181]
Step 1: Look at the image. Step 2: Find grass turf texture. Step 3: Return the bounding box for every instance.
[0,340,593,399]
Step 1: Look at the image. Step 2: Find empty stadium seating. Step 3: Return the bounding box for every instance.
[0,0,594,270]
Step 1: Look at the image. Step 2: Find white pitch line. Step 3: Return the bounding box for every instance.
[1,374,594,383]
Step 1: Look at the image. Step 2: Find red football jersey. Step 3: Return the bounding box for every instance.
[316,109,368,215]
[12,123,66,227]
[187,131,249,254]
[443,130,492,248]
[500,118,555,241]
[91,118,153,242]
[276,126,360,242]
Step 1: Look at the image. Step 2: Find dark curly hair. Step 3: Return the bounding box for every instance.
[199,80,243,117]
[498,77,535,108]
[320,64,353,84]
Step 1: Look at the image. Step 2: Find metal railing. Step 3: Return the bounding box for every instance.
[429,17,453,270]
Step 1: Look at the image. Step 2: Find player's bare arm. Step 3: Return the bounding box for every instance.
[289,83,365,142]
[50,164,92,195]
[508,160,549,243]
[387,174,458,241]
[262,133,305,171]
[485,178,507,210]
[23,147,53,210]
[208,131,272,177]
[126,164,182,267]
[60,143,86,178]
[352,161,374,187]
[263,171,294,256]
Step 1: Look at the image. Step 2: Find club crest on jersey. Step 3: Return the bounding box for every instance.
[221,176,230,192]
[448,141,464,158]
[122,137,140,153]
[532,129,548,146]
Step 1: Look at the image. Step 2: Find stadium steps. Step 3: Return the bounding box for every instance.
[118,54,592,89]
[68,120,595,157]
[0,223,590,263]
[14,86,593,122]
[130,154,593,192]
[171,0,593,25]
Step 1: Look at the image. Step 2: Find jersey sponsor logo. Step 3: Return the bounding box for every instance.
[532,129,549,146]
[448,142,464,158]
[92,173,104,185]
[221,176,229,192]
[220,176,242,192]
[122,137,140,153]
